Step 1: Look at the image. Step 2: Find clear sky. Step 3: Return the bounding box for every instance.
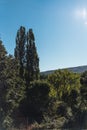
[0,0,87,71]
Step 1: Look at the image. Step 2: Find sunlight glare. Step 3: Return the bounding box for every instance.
[76,8,87,19]
[82,8,86,19]
[84,21,87,25]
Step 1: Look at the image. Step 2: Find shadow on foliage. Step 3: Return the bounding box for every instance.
[62,110,87,130]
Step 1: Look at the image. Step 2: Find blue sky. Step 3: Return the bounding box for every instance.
[0,0,87,71]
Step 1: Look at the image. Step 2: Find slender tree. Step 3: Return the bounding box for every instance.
[14,27,40,85]
[26,29,40,86]
[14,26,26,78]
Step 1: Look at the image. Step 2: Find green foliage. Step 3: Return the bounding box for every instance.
[14,27,40,86]
[14,26,26,77]
[4,56,25,106]
[0,40,7,58]
[80,71,87,109]
[40,74,48,80]
[29,80,50,105]
[19,80,50,121]
[49,85,57,98]
[2,115,13,128]
[0,42,26,128]
[48,69,80,100]
[26,29,40,85]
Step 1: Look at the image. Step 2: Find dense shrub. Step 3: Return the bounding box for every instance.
[19,80,51,122]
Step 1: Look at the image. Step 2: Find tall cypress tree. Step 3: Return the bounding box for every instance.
[26,29,39,85]
[14,26,26,78]
[14,27,40,85]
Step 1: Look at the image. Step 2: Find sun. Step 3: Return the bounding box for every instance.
[82,8,86,19]
[76,8,87,19]
[75,8,87,25]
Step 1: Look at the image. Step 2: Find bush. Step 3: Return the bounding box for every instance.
[19,80,51,122]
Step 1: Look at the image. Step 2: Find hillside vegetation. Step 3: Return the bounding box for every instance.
[41,65,87,75]
[0,26,87,130]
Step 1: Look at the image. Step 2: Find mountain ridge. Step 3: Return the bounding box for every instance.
[41,65,87,75]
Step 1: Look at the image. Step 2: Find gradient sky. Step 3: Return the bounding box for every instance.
[0,0,87,71]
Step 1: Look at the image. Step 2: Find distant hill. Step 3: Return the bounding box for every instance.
[41,65,87,75]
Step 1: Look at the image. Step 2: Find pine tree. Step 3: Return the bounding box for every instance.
[14,26,26,78]
[26,29,39,85]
